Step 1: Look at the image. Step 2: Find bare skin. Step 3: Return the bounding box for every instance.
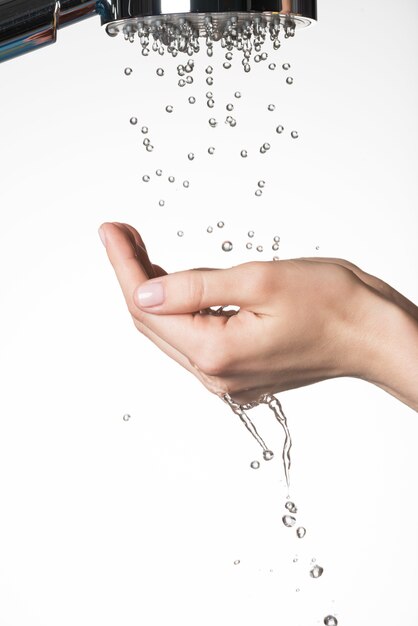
[98,222,418,411]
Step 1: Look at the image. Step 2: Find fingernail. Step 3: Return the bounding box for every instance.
[135,282,165,307]
[98,226,107,247]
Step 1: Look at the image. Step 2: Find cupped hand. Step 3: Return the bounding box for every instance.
[98,221,398,405]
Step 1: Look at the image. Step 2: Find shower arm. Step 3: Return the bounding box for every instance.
[0,1,317,63]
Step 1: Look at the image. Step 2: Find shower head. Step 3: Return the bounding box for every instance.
[0,0,316,63]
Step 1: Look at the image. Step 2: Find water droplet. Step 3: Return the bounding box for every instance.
[207,99,215,108]
[187,76,194,84]
[248,231,254,238]
[143,138,150,146]
[208,146,215,155]
[168,176,175,183]
[178,79,186,87]
[254,54,261,63]
[226,103,234,111]
[229,118,237,127]
[159,200,165,207]
[240,150,248,158]
[282,515,296,527]
[261,52,268,60]
[296,588,300,593]
[293,557,298,563]
[272,243,279,251]
[273,256,280,261]
[297,527,306,539]
[324,617,338,626]
[123,413,131,421]
[225,51,233,61]
[222,241,233,252]
[188,153,195,161]
[274,236,280,243]
[130,117,138,125]
[246,242,253,250]
[205,65,213,74]
[283,63,291,70]
[124,67,132,76]
[258,180,265,188]
[207,226,213,233]
[263,450,274,461]
[276,125,284,134]
[209,118,218,128]
[250,460,260,469]
[206,91,213,99]
[310,565,324,579]
[263,143,271,150]
[268,63,276,70]
[206,76,214,85]
[256,245,264,253]
[268,104,275,112]
[156,169,162,176]
[223,62,232,69]
[146,145,154,152]
[165,105,173,113]
[244,64,251,73]
[217,221,224,228]
[255,190,262,197]
[286,77,294,85]
[142,175,150,182]
[141,126,149,134]
[291,131,299,139]
[234,91,242,98]
[188,96,196,104]
[156,67,164,77]
[183,180,190,188]
[234,559,240,565]
[285,501,298,514]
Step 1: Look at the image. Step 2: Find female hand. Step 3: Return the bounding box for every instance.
[98,222,418,411]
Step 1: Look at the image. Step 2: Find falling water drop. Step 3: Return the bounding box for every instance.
[226,103,234,111]
[209,118,218,127]
[324,617,338,626]
[274,236,280,243]
[124,67,132,75]
[283,62,291,70]
[123,414,131,421]
[246,243,253,250]
[165,105,174,113]
[156,67,164,76]
[208,146,215,155]
[222,241,233,252]
[286,77,294,85]
[223,61,232,69]
[146,145,154,152]
[177,231,184,237]
[263,142,271,151]
[268,104,276,112]
[310,565,324,579]
[206,76,214,85]
[282,515,296,528]
[255,190,262,197]
[234,91,242,98]
[207,226,214,233]
[263,450,274,461]
[256,245,264,253]
[291,131,299,139]
[156,169,162,176]
[297,527,306,539]
[130,117,138,125]
[217,221,225,228]
[188,96,196,104]
[240,150,248,158]
[268,63,276,70]
[234,560,240,565]
[272,243,279,251]
[285,501,298,514]
[168,176,175,183]
[142,175,150,183]
[159,200,165,207]
[248,231,255,238]
[188,153,195,161]
[276,125,285,134]
[183,180,190,188]
[141,126,148,134]
[206,65,213,74]
[250,461,260,469]
[258,180,265,188]
[207,99,215,108]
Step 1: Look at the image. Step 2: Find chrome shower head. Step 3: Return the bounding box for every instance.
[0,0,316,63]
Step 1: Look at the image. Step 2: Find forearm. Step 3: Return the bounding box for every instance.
[358,291,418,411]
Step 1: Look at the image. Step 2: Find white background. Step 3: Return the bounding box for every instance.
[0,1,417,624]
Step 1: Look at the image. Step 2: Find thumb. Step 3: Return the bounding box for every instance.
[133,262,271,314]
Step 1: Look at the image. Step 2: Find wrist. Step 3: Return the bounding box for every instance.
[351,287,418,411]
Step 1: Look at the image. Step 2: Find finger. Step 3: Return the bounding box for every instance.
[153,264,167,277]
[114,222,157,279]
[133,261,278,315]
[100,222,204,355]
